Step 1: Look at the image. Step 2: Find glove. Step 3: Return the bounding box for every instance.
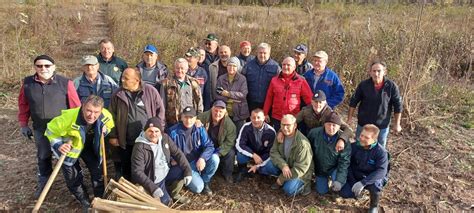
[216,87,224,95]
[351,181,364,198]
[21,126,33,140]
[183,176,192,186]
[331,181,342,192]
[152,188,164,198]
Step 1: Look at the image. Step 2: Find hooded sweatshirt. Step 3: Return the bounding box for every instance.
[135,132,169,184]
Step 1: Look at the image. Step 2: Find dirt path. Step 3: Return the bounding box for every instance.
[0,2,110,211]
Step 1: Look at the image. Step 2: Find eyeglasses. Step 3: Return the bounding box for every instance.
[204,42,212,45]
[35,64,53,68]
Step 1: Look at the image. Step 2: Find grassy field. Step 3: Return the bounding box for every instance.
[0,1,472,212]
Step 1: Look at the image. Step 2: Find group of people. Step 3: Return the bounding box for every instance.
[18,33,403,212]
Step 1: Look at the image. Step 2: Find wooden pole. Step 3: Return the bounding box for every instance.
[100,132,108,187]
[32,141,71,213]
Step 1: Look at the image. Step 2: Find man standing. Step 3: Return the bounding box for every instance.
[185,47,211,110]
[108,68,165,181]
[340,124,389,213]
[202,33,220,71]
[74,55,118,108]
[160,58,203,127]
[168,107,219,195]
[208,45,232,103]
[136,44,169,86]
[347,61,402,148]
[197,100,237,183]
[18,54,81,198]
[293,44,313,75]
[303,51,345,109]
[234,108,276,182]
[242,43,281,112]
[306,113,351,195]
[45,95,114,209]
[260,114,313,196]
[97,39,128,83]
[237,40,255,66]
[131,117,193,205]
[263,57,313,131]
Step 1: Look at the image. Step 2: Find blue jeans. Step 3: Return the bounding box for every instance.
[187,154,220,193]
[315,169,337,195]
[259,160,305,196]
[356,125,390,148]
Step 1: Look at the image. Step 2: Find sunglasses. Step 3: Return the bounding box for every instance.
[35,64,53,68]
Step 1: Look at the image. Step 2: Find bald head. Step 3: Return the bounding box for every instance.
[121,68,141,91]
[281,57,296,75]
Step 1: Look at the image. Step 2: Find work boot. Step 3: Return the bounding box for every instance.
[34,176,49,199]
[173,194,191,205]
[301,184,312,196]
[271,183,281,190]
[202,183,213,196]
[233,164,248,183]
[224,175,233,184]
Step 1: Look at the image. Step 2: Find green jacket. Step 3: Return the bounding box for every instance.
[270,130,314,185]
[307,127,351,185]
[197,110,236,157]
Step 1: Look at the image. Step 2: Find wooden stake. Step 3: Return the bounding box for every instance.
[100,133,108,187]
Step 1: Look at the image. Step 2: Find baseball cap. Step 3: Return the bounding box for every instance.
[294,44,308,54]
[325,112,342,126]
[213,100,226,108]
[312,90,327,102]
[313,50,328,60]
[81,55,98,65]
[204,33,218,42]
[185,47,200,57]
[182,106,197,117]
[144,44,158,54]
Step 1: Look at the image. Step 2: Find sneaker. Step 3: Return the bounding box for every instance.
[34,182,47,199]
[301,184,311,196]
[224,175,233,184]
[173,195,191,205]
[202,183,213,196]
[271,183,281,190]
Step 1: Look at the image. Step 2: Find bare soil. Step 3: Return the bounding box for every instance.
[0,2,472,213]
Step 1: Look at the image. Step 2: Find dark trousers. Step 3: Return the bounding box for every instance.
[119,144,135,181]
[156,167,185,205]
[62,149,104,200]
[33,129,52,184]
[247,101,264,116]
[270,117,281,132]
[220,148,235,177]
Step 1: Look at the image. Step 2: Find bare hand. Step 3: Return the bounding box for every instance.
[248,165,258,173]
[393,123,402,133]
[58,143,72,155]
[335,139,345,152]
[196,158,206,172]
[221,90,230,97]
[282,165,292,178]
[171,159,177,166]
[276,178,283,186]
[252,153,263,165]
[195,120,203,128]
[109,138,119,147]
[265,115,271,123]
[277,131,284,143]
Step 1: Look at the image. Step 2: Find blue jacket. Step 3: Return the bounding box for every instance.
[73,72,118,108]
[167,123,215,162]
[349,78,402,129]
[235,122,276,166]
[242,58,281,103]
[188,66,211,111]
[304,67,345,108]
[347,141,388,188]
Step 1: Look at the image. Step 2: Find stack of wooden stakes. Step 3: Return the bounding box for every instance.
[91,177,221,212]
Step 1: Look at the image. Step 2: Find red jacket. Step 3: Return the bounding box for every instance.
[263,72,313,120]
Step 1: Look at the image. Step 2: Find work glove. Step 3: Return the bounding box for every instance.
[152,188,164,198]
[183,176,192,186]
[351,181,364,198]
[21,126,33,140]
[331,181,342,192]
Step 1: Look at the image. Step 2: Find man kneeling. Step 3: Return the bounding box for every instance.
[131,117,192,205]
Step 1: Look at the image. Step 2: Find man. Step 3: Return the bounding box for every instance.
[18,54,81,198]
[97,39,128,83]
[202,33,220,71]
[167,107,219,195]
[208,45,232,103]
[45,95,114,209]
[108,68,166,181]
[296,90,352,148]
[160,58,203,127]
[234,108,276,182]
[131,117,193,205]
[303,51,345,109]
[260,114,313,196]
[347,61,402,148]
[197,100,237,183]
[340,124,389,213]
[237,40,255,66]
[74,55,118,108]
[306,112,351,195]
[293,44,313,75]
[197,48,207,70]
[136,44,168,86]
[242,43,281,112]
[185,47,211,111]
[263,57,312,131]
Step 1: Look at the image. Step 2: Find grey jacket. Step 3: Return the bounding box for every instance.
[215,72,250,121]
